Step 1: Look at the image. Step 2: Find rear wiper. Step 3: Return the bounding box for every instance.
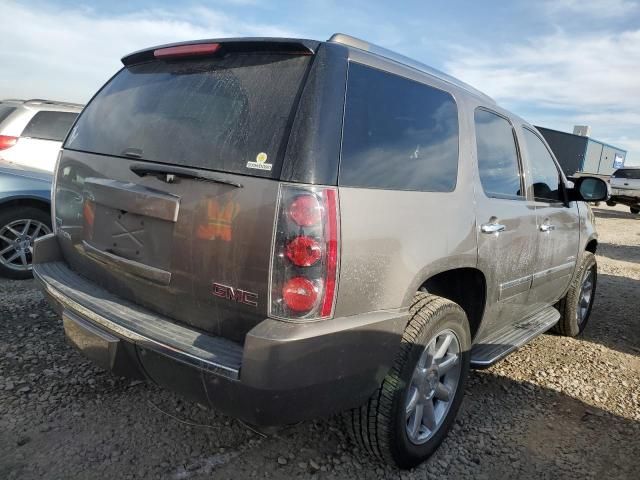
[130,163,243,188]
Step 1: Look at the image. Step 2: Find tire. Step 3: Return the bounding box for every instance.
[0,206,51,280]
[343,293,471,469]
[552,251,597,336]
[630,207,639,215]
[606,200,616,207]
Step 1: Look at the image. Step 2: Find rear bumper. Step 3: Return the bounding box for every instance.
[33,234,406,426]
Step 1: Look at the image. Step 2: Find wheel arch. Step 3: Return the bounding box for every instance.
[0,196,51,217]
[415,267,487,341]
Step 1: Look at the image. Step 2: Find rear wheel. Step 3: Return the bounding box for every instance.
[0,207,51,279]
[606,200,617,207]
[344,293,471,468]
[553,251,597,336]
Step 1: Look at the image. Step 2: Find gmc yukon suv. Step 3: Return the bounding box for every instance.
[33,34,608,468]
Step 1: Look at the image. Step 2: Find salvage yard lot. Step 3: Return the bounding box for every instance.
[1,205,639,479]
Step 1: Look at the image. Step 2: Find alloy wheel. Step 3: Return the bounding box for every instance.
[405,329,462,445]
[0,219,51,272]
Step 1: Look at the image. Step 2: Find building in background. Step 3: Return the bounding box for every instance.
[536,125,627,178]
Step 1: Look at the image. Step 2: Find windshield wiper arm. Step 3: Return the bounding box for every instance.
[130,163,243,188]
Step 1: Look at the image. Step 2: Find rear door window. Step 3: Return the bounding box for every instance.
[613,169,640,179]
[474,109,523,200]
[340,63,459,191]
[66,54,312,178]
[21,111,79,141]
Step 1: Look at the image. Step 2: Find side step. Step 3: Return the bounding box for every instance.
[470,306,560,368]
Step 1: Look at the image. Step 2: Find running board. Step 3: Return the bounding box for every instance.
[470,306,560,368]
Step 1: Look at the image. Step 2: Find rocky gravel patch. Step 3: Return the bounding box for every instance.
[1,204,639,479]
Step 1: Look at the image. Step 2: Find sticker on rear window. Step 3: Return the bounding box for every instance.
[246,152,272,171]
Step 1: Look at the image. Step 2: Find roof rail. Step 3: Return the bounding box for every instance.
[327,33,495,104]
[24,98,84,108]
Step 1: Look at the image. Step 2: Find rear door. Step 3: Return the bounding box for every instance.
[520,127,579,311]
[54,45,314,342]
[3,111,78,171]
[474,109,540,336]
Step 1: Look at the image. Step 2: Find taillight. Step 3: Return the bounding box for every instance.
[0,135,17,151]
[269,185,340,320]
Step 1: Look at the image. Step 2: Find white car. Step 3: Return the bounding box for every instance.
[0,99,82,172]
[609,168,640,214]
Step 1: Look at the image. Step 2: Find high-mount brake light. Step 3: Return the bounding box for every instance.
[153,43,221,59]
[269,185,340,321]
[0,135,18,151]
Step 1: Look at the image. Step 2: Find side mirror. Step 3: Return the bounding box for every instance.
[569,177,609,202]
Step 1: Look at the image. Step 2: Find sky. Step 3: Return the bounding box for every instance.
[1,0,639,165]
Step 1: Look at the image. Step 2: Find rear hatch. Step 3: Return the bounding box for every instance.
[610,168,640,193]
[53,41,316,342]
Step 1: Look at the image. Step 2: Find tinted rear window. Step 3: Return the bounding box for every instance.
[0,105,17,124]
[22,111,79,141]
[340,63,459,191]
[66,54,311,178]
[613,169,640,179]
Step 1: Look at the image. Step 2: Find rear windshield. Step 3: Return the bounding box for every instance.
[22,111,79,141]
[0,105,17,124]
[612,168,640,179]
[65,53,312,178]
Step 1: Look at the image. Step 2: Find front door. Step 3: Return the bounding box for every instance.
[473,109,540,338]
[520,127,579,311]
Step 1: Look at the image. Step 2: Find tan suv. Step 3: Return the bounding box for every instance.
[33,34,608,468]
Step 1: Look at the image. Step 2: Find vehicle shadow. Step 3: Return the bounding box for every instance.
[578,273,640,357]
[592,207,639,220]
[597,242,640,264]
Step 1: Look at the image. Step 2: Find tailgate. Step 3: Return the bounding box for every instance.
[53,45,314,342]
[55,150,278,342]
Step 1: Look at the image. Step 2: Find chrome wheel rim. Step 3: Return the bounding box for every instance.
[578,269,595,324]
[0,219,51,272]
[405,329,461,445]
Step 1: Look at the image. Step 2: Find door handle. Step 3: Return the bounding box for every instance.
[539,223,556,232]
[481,221,506,234]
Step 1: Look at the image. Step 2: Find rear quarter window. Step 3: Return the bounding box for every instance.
[22,111,79,141]
[0,105,17,124]
[339,63,459,191]
[65,53,311,178]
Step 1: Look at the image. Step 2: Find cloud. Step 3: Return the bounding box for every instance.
[0,1,296,103]
[545,0,639,18]
[445,29,640,163]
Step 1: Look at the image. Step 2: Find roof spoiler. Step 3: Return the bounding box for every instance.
[121,38,319,66]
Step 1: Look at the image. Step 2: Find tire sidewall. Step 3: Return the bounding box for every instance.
[390,307,471,467]
[566,253,597,336]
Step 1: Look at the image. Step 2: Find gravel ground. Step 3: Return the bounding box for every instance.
[1,204,639,479]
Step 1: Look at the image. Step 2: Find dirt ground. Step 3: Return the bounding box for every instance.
[1,204,639,479]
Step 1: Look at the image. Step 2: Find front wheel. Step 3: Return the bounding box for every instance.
[630,207,639,215]
[344,293,471,469]
[553,251,597,336]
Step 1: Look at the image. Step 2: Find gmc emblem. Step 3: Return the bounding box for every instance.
[212,282,258,307]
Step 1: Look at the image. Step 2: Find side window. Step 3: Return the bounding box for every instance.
[21,111,79,141]
[522,128,562,202]
[340,63,459,192]
[474,109,523,199]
